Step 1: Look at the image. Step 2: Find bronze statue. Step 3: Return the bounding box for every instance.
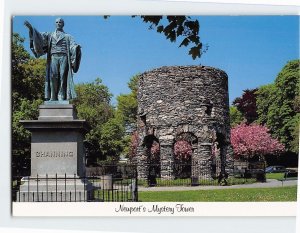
[24,18,81,101]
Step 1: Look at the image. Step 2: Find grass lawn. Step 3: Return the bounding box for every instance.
[266,173,285,180]
[138,177,256,187]
[138,185,297,202]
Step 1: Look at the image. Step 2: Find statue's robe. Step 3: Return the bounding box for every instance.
[28,28,81,100]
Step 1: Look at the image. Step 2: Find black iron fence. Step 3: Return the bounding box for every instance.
[12,161,266,201]
[12,164,138,202]
[141,160,266,187]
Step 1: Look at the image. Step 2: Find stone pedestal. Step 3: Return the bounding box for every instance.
[18,103,92,202]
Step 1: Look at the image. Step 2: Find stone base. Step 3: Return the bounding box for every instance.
[20,104,88,177]
[16,176,93,202]
[38,104,77,121]
[17,104,91,202]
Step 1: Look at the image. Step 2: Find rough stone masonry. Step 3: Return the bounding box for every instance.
[136,65,234,181]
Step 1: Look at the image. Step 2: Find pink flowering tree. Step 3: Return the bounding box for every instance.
[150,141,160,161]
[129,132,160,161]
[174,140,192,161]
[231,123,285,161]
[129,131,139,159]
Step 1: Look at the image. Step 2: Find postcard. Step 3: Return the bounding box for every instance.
[10,15,299,217]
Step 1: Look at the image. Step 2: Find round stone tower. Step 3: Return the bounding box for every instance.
[136,66,233,182]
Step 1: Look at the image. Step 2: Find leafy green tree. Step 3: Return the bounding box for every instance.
[256,84,276,125]
[12,34,30,87]
[293,95,300,112]
[115,75,140,158]
[116,75,139,127]
[12,33,45,175]
[12,33,45,107]
[256,60,300,153]
[73,78,114,161]
[12,99,43,152]
[12,98,43,176]
[74,78,113,128]
[229,106,244,127]
[100,116,127,161]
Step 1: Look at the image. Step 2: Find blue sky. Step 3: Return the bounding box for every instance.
[13,16,299,105]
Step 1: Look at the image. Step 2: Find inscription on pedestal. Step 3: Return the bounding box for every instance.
[35,151,74,158]
[31,141,79,176]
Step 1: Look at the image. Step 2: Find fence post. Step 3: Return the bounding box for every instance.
[134,166,138,202]
[46,174,48,202]
[64,173,66,201]
[36,174,39,202]
[83,174,86,201]
[74,174,77,202]
[18,176,21,202]
[27,176,30,202]
[55,173,57,202]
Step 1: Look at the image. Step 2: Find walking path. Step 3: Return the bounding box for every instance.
[138,179,298,192]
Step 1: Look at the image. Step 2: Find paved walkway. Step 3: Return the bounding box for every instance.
[138,179,298,192]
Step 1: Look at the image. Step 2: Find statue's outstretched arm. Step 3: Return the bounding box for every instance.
[24,20,33,34]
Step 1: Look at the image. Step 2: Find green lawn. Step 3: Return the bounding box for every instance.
[266,173,285,180]
[138,186,297,202]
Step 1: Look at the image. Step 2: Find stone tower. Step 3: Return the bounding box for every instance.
[136,66,233,182]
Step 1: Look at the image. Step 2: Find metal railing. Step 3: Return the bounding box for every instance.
[139,160,266,187]
[12,165,138,202]
[12,162,266,200]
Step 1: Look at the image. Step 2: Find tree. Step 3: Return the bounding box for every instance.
[140,16,205,59]
[231,123,285,161]
[12,34,45,106]
[105,16,205,59]
[127,132,160,163]
[256,84,276,125]
[174,140,192,161]
[12,34,30,99]
[256,60,300,153]
[233,89,258,124]
[229,106,244,127]
[12,33,45,175]
[150,141,160,161]
[293,95,300,112]
[116,75,139,128]
[100,116,126,161]
[73,78,114,161]
[129,131,139,160]
[115,75,139,159]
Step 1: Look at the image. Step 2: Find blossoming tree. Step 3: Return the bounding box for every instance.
[174,140,192,161]
[129,132,160,161]
[231,123,285,161]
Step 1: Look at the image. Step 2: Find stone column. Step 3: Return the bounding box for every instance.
[136,146,149,179]
[225,145,234,178]
[190,143,199,185]
[198,143,212,179]
[159,140,175,179]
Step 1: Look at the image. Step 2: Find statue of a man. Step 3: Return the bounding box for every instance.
[24,18,81,101]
